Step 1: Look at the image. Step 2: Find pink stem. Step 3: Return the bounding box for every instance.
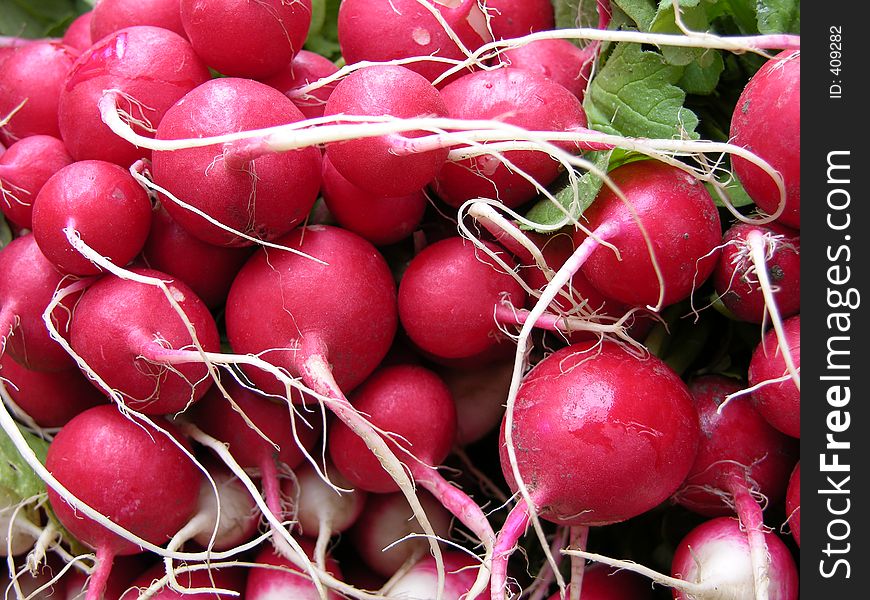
[85,546,115,600]
[491,500,532,600]
[568,526,589,600]
[728,473,770,600]
[494,304,567,333]
[260,454,287,535]
[221,137,273,169]
[411,463,496,551]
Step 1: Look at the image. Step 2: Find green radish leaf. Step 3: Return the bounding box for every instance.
[649,0,711,66]
[305,0,342,62]
[0,218,11,250]
[0,420,49,502]
[756,0,800,34]
[677,49,724,94]
[0,0,79,38]
[523,150,612,231]
[583,41,699,139]
[611,0,657,30]
[706,173,755,208]
[552,0,581,30]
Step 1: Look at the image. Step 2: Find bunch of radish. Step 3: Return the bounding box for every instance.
[1,1,800,599]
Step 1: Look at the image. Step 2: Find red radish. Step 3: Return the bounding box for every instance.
[119,561,246,599]
[483,0,555,39]
[500,39,595,100]
[59,26,211,165]
[226,225,397,396]
[0,234,76,372]
[152,77,322,246]
[68,267,220,414]
[713,221,800,323]
[140,204,253,309]
[337,0,493,84]
[61,11,94,51]
[387,551,492,599]
[189,377,321,539]
[573,160,722,308]
[180,0,312,78]
[670,517,798,599]
[545,563,653,600]
[323,65,449,198]
[675,375,798,516]
[784,462,800,546]
[64,554,150,600]
[0,41,79,140]
[320,155,428,246]
[45,405,201,600]
[432,68,589,209]
[350,491,453,577]
[730,51,800,228]
[0,134,73,229]
[91,0,186,42]
[32,159,152,276]
[246,541,343,600]
[288,462,367,567]
[261,49,340,120]
[0,352,105,427]
[398,237,525,361]
[748,314,800,438]
[492,341,700,597]
[438,358,511,446]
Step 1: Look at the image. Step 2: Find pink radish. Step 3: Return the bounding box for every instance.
[748,314,800,438]
[432,68,588,209]
[0,234,77,372]
[90,0,186,41]
[59,26,210,165]
[483,0,554,40]
[140,204,253,309]
[62,11,94,52]
[0,41,79,140]
[0,134,73,229]
[713,221,800,323]
[573,159,722,308]
[32,159,152,276]
[261,50,340,120]
[500,39,595,100]
[45,405,201,600]
[180,0,312,78]
[68,267,220,414]
[320,155,428,246]
[730,50,800,228]
[784,462,799,547]
[0,352,105,427]
[245,541,343,600]
[323,65,449,198]
[337,0,493,84]
[438,358,511,446]
[492,341,700,597]
[151,77,322,246]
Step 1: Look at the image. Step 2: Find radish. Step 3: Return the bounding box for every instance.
[349,491,453,578]
[91,0,186,41]
[784,462,799,547]
[32,160,152,276]
[670,517,799,599]
[713,221,800,324]
[45,405,201,600]
[0,41,79,140]
[261,50,340,120]
[500,39,595,101]
[189,377,321,548]
[337,0,493,84]
[288,462,367,569]
[730,51,800,228]
[545,563,653,600]
[492,341,700,597]
[68,267,220,414]
[140,204,253,309]
[0,352,105,427]
[62,11,94,52]
[432,68,588,209]
[572,159,722,309]
[320,155,428,246]
[119,561,246,599]
[438,358,511,446]
[64,554,150,600]
[0,134,73,230]
[0,234,77,372]
[323,65,449,198]
[180,0,312,78]
[483,0,554,40]
[246,541,343,600]
[748,314,800,438]
[151,77,322,246]
[386,551,491,600]
[59,26,211,166]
